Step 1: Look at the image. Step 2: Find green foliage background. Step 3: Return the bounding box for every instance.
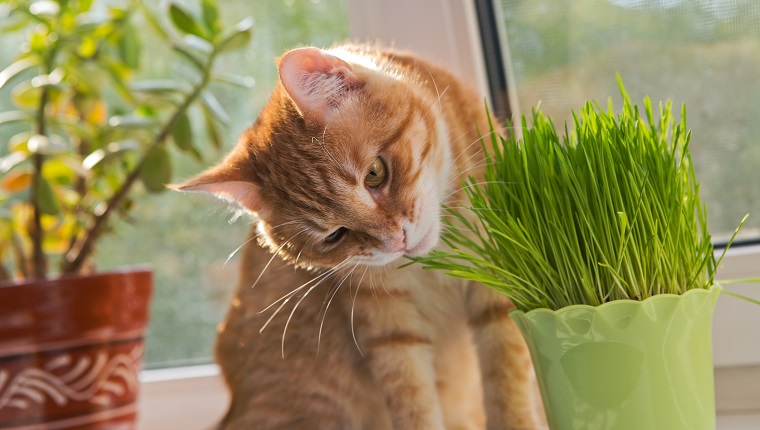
[0,0,348,367]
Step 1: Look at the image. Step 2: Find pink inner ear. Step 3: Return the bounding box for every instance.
[179,181,262,214]
[278,47,359,121]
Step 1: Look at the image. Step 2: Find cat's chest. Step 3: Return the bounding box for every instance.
[375,262,470,329]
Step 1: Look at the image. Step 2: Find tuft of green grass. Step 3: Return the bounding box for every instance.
[414,79,747,312]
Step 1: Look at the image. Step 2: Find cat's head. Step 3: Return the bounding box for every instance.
[176,47,453,269]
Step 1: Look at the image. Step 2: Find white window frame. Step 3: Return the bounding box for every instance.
[138,1,760,428]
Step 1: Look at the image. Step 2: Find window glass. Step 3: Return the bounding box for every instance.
[0,0,347,368]
[499,0,760,242]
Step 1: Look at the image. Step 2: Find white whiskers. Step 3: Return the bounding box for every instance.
[250,228,308,289]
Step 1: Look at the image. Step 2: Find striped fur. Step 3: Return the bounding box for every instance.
[182,44,546,429]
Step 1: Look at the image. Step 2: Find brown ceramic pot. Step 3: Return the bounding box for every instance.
[0,268,152,430]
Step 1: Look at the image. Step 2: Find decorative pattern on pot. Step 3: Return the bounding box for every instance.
[0,342,144,429]
[1,344,142,411]
[0,269,152,430]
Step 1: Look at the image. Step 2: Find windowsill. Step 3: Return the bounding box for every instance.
[137,363,760,430]
[137,365,229,430]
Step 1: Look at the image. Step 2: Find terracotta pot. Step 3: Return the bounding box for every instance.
[0,268,152,430]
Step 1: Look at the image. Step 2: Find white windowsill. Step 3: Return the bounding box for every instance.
[137,365,229,430]
[137,363,760,430]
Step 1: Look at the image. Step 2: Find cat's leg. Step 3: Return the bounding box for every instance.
[466,285,546,430]
[350,286,446,430]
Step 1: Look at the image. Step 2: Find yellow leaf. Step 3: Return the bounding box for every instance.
[2,170,33,191]
[86,99,108,124]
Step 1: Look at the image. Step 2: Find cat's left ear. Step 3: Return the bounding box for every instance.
[278,47,361,122]
[170,164,264,216]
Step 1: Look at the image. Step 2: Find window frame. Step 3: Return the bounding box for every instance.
[138,1,760,427]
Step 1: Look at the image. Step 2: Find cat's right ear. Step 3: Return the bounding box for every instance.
[278,47,361,123]
[170,166,263,216]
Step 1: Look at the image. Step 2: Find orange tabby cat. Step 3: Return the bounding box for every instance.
[178,44,545,429]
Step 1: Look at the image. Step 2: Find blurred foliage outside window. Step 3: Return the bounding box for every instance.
[0,0,348,368]
[501,0,760,242]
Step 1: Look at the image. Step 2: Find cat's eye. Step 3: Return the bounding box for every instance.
[365,157,387,188]
[325,227,348,243]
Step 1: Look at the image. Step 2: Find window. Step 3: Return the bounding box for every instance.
[496,0,760,244]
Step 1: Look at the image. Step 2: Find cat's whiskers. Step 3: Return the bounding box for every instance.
[422,159,493,204]
[317,260,360,353]
[350,266,370,356]
[439,181,516,206]
[258,256,352,316]
[446,125,513,174]
[278,257,353,357]
[445,205,511,212]
[315,124,349,175]
[250,228,309,289]
[413,66,450,201]
[225,220,304,267]
[446,159,500,186]
[376,265,393,298]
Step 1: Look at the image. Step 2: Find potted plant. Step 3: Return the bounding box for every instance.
[414,81,755,429]
[0,0,251,427]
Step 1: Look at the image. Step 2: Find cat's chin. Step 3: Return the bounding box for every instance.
[403,222,439,257]
[352,251,407,267]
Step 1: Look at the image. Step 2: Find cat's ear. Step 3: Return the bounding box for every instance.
[171,166,263,215]
[278,47,361,122]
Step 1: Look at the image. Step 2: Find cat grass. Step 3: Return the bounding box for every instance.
[413,80,747,312]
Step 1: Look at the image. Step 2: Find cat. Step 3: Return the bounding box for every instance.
[177,44,546,430]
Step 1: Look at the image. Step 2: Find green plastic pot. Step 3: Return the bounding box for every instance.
[510,286,722,430]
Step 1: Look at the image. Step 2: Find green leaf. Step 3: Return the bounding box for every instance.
[140,146,172,193]
[204,109,223,150]
[212,72,255,88]
[118,23,141,69]
[217,17,253,53]
[36,177,60,215]
[172,45,204,70]
[0,152,28,174]
[0,110,34,126]
[0,11,29,33]
[183,34,214,55]
[82,140,140,170]
[168,3,206,39]
[0,57,39,90]
[201,0,220,35]
[98,58,136,104]
[171,112,194,152]
[11,80,41,109]
[140,3,169,40]
[130,79,188,94]
[108,115,157,128]
[201,91,230,125]
[78,36,97,58]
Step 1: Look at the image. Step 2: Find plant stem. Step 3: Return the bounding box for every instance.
[30,80,50,279]
[62,50,217,275]
[0,260,10,282]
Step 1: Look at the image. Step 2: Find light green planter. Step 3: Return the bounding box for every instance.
[510,286,722,430]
